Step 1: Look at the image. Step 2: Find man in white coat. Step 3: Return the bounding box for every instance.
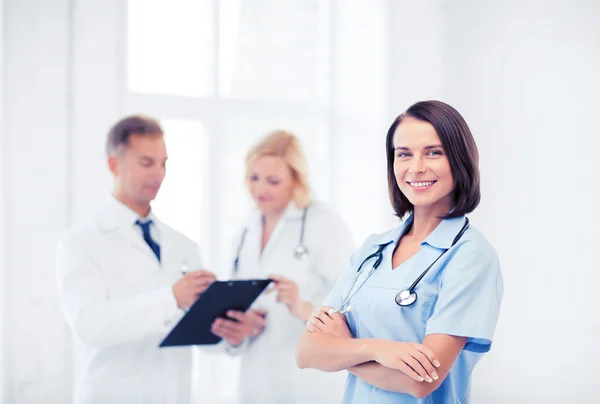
[56,115,217,404]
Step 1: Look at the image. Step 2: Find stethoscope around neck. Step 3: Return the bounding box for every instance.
[233,205,310,275]
[335,217,470,313]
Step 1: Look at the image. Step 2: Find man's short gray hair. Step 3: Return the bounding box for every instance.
[106,115,163,156]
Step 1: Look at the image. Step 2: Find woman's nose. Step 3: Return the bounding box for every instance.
[253,180,266,195]
[408,156,425,175]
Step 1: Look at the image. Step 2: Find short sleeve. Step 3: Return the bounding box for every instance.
[425,243,504,353]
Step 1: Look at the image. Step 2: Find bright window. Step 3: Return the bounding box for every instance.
[127,0,215,97]
[151,119,206,249]
[218,0,329,103]
[126,1,335,402]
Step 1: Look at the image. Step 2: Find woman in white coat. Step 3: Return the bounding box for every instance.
[211,130,356,403]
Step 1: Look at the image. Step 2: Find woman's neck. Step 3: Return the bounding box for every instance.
[263,213,282,233]
[260,209,285,253]
[408,203,452,242]
[262,206,288,233]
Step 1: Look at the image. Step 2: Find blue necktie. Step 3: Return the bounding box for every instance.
[136,219,161,262]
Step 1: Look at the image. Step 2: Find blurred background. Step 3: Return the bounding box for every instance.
[1,0,599,402]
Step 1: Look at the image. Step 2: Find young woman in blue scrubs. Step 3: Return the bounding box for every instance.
[296,100,503,403]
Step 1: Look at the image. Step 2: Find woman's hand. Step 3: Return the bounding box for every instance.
[267,274,312,321]
[371,340,441,383]
[211,309,268,346]
[306,306,354,339]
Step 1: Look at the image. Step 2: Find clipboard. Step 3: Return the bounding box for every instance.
[159,279,272,347]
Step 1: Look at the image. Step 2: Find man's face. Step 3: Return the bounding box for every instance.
[109,133,168,207]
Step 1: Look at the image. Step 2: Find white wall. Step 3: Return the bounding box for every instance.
[439,0,600,402]
[0,0,5,399]
[387,1,445,116]
[387,1,600,401]
[3,0,72,402]
[1,0,123,402]
[70,0,123,222]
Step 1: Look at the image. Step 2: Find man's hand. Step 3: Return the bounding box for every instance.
[172,270,216,310]
[211,309,268,346]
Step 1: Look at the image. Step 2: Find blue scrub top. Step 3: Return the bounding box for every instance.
[323,215,503,404]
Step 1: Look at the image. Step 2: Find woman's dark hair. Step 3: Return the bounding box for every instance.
[386,100,480,219]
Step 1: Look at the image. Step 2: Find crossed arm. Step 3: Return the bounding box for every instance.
[295,307,466,399]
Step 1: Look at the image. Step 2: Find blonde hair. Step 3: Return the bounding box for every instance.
[245,130,312,208]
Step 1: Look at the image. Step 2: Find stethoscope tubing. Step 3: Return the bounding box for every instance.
[338,217,470,310]
[233,205,311,274]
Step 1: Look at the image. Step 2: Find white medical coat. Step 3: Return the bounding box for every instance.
[56,196,205,404]
[232,201,356,404]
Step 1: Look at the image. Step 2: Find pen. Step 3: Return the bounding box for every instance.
[181,260,188,276]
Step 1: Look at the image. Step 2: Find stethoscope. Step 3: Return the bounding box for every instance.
[233,205,310,274]
[333,217,470,313]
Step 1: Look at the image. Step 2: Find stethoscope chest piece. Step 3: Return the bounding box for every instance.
[294,244,309,260]
[395,289,417,306]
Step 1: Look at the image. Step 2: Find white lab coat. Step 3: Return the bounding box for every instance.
[56,196,205,404]
[232,201,356,404]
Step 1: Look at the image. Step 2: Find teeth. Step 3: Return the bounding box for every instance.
[410,181,434,187]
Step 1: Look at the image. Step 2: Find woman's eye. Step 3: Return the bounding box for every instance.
[249,175,258,182]
[396,152,410,158]
[427,149,444,157]
[267,179,280,186]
